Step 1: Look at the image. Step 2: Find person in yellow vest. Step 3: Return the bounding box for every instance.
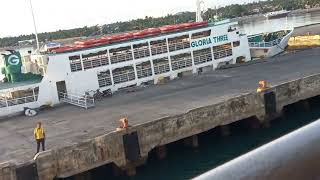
[34,122,45,154]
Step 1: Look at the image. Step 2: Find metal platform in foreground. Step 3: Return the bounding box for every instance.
[0,48,320,180]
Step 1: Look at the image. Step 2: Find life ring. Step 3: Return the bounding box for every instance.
[24,108,38,117]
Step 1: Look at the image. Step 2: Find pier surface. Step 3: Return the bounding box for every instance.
[1,48,320,180]
[292,23,320,36]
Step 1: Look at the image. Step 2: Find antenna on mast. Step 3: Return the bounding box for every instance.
[28,0,40,53]
[196,0,205,22]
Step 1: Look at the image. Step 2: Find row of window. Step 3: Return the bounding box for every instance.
[97,45,232,88]
[71,41,235,73]
[68,29,217,72]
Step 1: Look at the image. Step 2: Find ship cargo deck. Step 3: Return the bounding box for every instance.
[0,48,320,180]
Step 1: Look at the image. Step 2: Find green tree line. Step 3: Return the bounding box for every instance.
[0,0,318,48]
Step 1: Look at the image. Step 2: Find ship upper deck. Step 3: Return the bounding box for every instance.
[48,20,238,56]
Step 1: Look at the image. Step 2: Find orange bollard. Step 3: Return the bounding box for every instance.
[257,80,268,93]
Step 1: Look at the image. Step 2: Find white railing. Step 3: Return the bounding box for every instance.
[168,41,190,52]
[83,57,108,70]
[110,53,133,64]
[113,71,136,84]
[171,58,193,70]
[0,95,38,108]
[59,92,95,109]
[154,63,170,75]
[134,48,150,59]
[151,45,168,55]
[98,77,112,87]
[194,53,213,65]
[249,38,282,48]
[137,68,153,79]
[213,49,233,60]
[70,62,82,72]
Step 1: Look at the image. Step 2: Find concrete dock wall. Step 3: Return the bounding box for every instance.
[3,73,320,180]
[0,162,16,180]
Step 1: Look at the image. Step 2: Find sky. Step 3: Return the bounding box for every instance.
[0,0,262,38]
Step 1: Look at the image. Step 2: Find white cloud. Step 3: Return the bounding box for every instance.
[0,0,262,37]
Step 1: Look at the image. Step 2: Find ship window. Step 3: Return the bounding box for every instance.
[136,61,152,79]
[168,35,190,52]
[233,41,240,47]
[153,57,170,75]
[109,46,133,64]
[82,50,109,70]
[193,48,212,65]
[0,87,39,108]
[191,30,211,39]
[133,42,150,59]
[97,70,112,88]
[212,43,233,60]
[170,53,192,70]
[228,25,238,32]
[69,55,82,72]
[150,39,168,55]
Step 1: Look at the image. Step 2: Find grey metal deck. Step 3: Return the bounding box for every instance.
[0,48,319,165]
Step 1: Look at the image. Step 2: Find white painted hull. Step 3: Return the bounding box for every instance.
[266,30,293,57]
[249,30,293,59]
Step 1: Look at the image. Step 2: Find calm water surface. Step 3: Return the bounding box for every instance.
[241,11,320,35]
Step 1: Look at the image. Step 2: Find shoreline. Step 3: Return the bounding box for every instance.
[233,7,320,24]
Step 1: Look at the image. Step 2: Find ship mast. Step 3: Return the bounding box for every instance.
[28,0,40,53]
[196,0,204,22]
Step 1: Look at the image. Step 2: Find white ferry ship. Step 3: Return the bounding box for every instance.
[0,19,292,117]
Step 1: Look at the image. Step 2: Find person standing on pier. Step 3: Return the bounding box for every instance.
[34,122,46,154]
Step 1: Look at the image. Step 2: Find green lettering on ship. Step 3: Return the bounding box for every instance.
[191,34,229,48]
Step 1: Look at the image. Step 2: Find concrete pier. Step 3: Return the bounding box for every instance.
[0,48,320,180]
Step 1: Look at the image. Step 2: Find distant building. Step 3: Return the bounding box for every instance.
[252,8,261,13]
[18,39,35,47]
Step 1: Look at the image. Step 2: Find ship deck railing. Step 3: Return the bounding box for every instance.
[171,57,193,71]
[113,71,136,84]
[0,95,38,108]
[194,53,213,65]
[98,76,112,88]
[154,63,170,75]
[151,45,168,55]
[110,53,133,64]
[213,49,233,59]
[134,48,150,59]
[59,92,95,109]
[137,67,153,79]
[83,57,109,70]
[168,41,191,52]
